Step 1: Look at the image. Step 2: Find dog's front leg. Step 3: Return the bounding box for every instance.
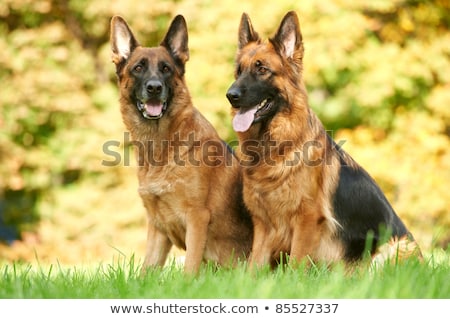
[184,209,211,274]
[142,220,172,272]
[248,215,272,270]
[289,202,323,266]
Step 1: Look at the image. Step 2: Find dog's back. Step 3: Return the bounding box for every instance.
[330,136,418,262]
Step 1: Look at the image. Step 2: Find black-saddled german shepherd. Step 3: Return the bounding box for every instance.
[226,11,421,268]
[110,15,253,274]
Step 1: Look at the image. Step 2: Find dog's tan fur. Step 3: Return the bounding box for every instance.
[227,11,421,269]
[234,56,344,268]
[229,13,342,268]
[110,15,252,274]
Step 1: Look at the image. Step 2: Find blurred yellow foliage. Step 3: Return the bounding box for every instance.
[0,0,449,264]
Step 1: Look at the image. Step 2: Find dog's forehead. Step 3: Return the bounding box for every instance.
[128,46,173,65]
[238,42,282,68]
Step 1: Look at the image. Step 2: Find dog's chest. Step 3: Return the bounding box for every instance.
[138,164,178,195]
[139,165,182,208]
[138,176,176,196]
[139,183,188,248]
[244,170,302,216]
[137,165,191,245]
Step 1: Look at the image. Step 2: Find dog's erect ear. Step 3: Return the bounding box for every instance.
[270,11,303,61]
[110,16,140,65]
[161,15,189,67]
[238,13,260,49]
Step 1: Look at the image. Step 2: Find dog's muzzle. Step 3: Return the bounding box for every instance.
[136,79,168,120]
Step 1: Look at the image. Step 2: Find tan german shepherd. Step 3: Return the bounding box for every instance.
[110,15,253,273]
[226,11,421,269]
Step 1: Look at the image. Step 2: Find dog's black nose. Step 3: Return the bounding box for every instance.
[146,80,163,95]
[226,87,242,106]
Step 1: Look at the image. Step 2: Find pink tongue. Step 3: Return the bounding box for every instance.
[232,107,257,132]
[145,102,163,116]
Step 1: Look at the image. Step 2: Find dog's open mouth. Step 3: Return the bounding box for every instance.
[232,98,274,132]
[136,100,167,120]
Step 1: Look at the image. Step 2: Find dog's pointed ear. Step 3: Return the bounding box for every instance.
[271,11,303,61]
[161,15,189,67]
[238,13,260,49]
[110,16,140,66]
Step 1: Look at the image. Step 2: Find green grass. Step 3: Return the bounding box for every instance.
[1,251,449,299]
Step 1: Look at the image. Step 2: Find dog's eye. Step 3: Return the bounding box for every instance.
[255,60,269,75]
[134,65,143,73]
[258,66,268,74]
[161,65,171,73]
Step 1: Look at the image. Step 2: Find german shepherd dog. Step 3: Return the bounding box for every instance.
[110,15,253,273]
[226,11,421,268]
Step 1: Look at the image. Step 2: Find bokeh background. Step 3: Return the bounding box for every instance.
[1,0,449,265]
